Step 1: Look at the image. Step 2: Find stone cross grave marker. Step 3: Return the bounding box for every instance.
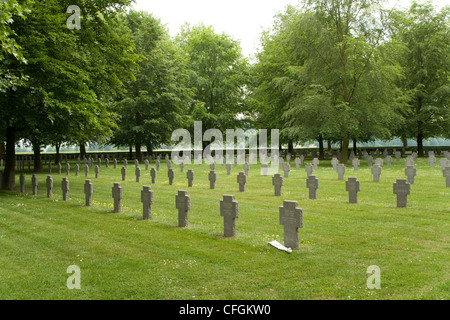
[105,158,109,168]
[371,164,382,183]
[156,160,160,171]
[405,166,417,184]
[123,159,128,168]
[75,164,79,176]
[393,179,411,208]
[135,166,141,183]
[261,163,269,176]
[395,151,401,161]
[121,166,127,181]
[312,158,319,170]
[428,156,436,168]
[141,186,154,220]
[180,162,184,172]
[305,163,314,176]
[331,158,339,171]
[209,170,217,189]
[144,159,149,170]
[352,158,360,171]
[243,162,250,176]
[272,173,283,196]
[114,158,117,169]
[282,162,290,178]
[48,162,52,174]
[84,164,89,177]
[62,178,69,201]
[20,173,25,193]
[46,176,53,198]
[337,164,346,180]
[385,155,392,167]
[220,195,239,237]
[237,172,247,192]
[168,168,175,185]
[226,163,232,175]
[112,183,123,213]
[443,167,450,187]
[306,175,319,200]
[187,169,194,187]
[366,156,373,167]
[295,157,301,169]
[439,158,449,172]
[31,175,38,195]
[175,190,190,228]
[151,168,157,184]
[95,165,99,178]
[405,156,414,167]
[84,180,93,206]
[279,201,303,249]
[346,177,360,204]
[66,163,70,176]
[375,158,383,167]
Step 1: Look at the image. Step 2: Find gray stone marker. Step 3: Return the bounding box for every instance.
[105,158,109,168]
[306,175,319,200]
[156,160,160,171]
[112,183,123,213]
[32,174,38,195]
[84,180,93,206]
[428,156,436,168]
[279,200,303,249]
[395,151,401,161]
[84,164,89,177]
[175,190,190,228]
[337,164,346,180]
[168,168,175,185]
[121,166,127,181]
[405,166,417,184]
[20,173,25,193]
[209,170,217,189]
[393,179,411,208]
[187,169,194,187]
[141,186,154,220]
[124,159,128,168]
[443,167,450,187]
[439,158,449,172]
[75,164,79,176]
[237,172,247,192]
[150,168,157,184]
[346,177,360,204]
[261,163,269,176]
[352,158,360,171]
[243,162,250,176]
[226,163,232,175]
[305,163,314,176]
[405,156,414,167]
[295,157,301,169]
[46,176,53,198]
[385,155,393,167]
[375,158,383,167]
[371,164,382,182]
[135,166,141,183]
[272,173,283,196]
[95,165,99,178]
[144,159,149,170]
[312,158,319,170]
[48,162,52,174]
[114,159,117,169]
[366,156,373,167]
[331,158,339,171]
[282,162,290,178]
[180,162,184,173]
[220,195,239,237]
[61,178,69,201]
[66,163,70,176]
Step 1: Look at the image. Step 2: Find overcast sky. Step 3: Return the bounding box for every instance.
[131,0,447,59]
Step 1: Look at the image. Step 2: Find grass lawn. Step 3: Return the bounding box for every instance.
[0,156,449,300]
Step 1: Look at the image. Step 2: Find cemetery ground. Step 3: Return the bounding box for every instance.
[0,157,448,300]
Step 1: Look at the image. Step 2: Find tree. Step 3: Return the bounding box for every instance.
[0,0,137,188]
[111,11,193,160]
[177,24,250,137]
[389,1,449,156]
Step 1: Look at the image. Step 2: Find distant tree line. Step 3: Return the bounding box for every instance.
[1,0,449,189]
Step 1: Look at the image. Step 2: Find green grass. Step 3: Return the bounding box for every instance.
[0,157,449,300]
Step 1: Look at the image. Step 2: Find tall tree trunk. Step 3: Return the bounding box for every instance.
[288,140,294,155]
[327,140,332,152]
[79,143,86,159]
[129,146,133,160]
[146,143,153,157]
[353,139,357,154]
[135,142,142,162]
[401,136,408,148]
[0,141,5,161]
[2,126,16,190]
[32,139,42,173]
[341,134,350,165]
[417,121,424,158]
[318,135,324,160]
[55,143,61,165]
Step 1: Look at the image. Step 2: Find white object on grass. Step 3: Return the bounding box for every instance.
[268,240,292,253]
